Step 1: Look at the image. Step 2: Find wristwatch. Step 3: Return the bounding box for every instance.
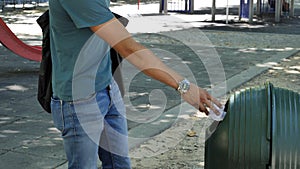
[177,78,190,94]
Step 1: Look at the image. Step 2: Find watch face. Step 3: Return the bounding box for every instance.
[178,79,190,94]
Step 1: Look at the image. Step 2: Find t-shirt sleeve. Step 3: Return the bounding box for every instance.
[60,0,114,28]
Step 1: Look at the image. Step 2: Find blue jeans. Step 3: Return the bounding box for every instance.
[51,80,131,169]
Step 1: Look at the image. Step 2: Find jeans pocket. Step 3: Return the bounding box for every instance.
[51,98,64,132]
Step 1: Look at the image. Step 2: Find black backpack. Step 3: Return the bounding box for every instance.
[36,10,128,113]
[37,10,52,113]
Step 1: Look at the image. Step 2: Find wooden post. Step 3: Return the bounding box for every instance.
[275,0,281,22]
[212,0,216,21]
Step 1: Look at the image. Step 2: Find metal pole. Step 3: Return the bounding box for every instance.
[190,0,194,13]
[239,0,242,20]
[226,0,229,24]
[164,0,168,14]
[275,0,281,22]
[212,0,216,22]
[159,0,163,13]
[257,0,261,15]
[1,0,5,11]
[290,0,294,17]
[249,0,254,23]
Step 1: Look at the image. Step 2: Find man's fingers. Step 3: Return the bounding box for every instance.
[211,97,222,108]
[203,98,222,116]
[199,103,209,115]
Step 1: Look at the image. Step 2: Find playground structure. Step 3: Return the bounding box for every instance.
[0,0,297,62]
[0,17,42,62]
[159,0,296,23]
[0,0,45,62]
[1,0,47,10]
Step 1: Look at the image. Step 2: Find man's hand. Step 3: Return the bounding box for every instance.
[182,83,222,115]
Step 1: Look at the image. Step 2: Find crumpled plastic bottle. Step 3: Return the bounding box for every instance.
[208,104,227,121]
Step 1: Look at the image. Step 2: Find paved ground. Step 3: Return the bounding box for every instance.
[0,1,299,169]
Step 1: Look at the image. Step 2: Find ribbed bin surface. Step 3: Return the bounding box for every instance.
[271,87,300,169]
[205,83,300,169]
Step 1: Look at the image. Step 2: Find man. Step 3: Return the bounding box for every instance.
[49,0,222,168]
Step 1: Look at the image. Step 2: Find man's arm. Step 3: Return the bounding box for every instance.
[90,17,221,115]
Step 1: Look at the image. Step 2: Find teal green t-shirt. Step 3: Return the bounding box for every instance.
[49,0,114,101]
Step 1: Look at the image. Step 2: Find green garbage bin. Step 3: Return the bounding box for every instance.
[205,83,300,169]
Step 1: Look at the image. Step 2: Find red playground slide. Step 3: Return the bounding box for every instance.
[0,17,42,62]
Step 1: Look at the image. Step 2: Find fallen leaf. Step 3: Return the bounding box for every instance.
[187,130,197,137]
